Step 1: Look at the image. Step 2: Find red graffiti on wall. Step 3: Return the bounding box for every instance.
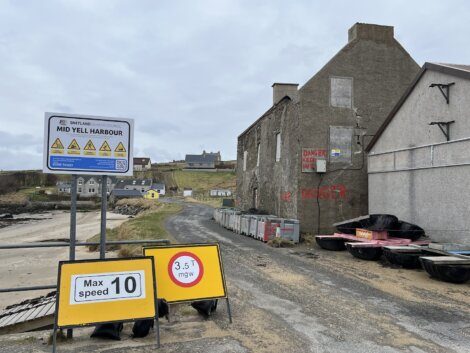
[301,184,347,200]
[302,149,327,172]
[281,191,292,202]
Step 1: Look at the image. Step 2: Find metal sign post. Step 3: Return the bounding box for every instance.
[66,175,78,339]
[42,113,134,350]
[100,175,108,260]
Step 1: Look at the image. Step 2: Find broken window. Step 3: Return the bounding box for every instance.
[329,126,353,164]
[275,133,281,162]
[330,77,353,108]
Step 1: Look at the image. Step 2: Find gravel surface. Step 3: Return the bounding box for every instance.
[0,201,468,352]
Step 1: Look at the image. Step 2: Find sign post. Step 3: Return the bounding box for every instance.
[66,174,78,339]
[52,258,159,353]
[144,243,232,323]
[43,112,134,345]
[100,175,108,260]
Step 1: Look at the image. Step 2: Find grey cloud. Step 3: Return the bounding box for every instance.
[0,0,470,169]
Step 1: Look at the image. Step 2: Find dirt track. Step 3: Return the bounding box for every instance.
[0,202,469,352]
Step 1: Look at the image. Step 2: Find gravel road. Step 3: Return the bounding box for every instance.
[0,202,468,353]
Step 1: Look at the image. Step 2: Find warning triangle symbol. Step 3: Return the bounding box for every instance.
[114,142,126,153]
[99,141,112,152]
[51,138,64,149]
[84,140,96,151]
[68,139,80,150]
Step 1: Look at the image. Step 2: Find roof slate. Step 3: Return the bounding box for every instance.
[133,157,151,165]
[115,179,153,188]
[111,189,143,197]
[185,154,218,163]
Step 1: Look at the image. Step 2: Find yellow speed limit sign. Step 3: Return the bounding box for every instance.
[144,243,227,303]
[55,257,157,328]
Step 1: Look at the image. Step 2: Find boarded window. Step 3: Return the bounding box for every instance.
[243,151,248,171]
[329,126,353,164]
[330,77,352,108]
[275,133,281,162]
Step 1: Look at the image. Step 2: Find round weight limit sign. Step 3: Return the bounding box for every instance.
[168,252,204,287]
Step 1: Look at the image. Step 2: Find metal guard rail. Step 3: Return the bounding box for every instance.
[0,239,170,293]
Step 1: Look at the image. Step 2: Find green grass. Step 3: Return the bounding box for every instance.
[87,202,183,256]
[173,170,235,193]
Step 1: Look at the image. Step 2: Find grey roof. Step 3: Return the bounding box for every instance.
[77,176,117,184]
[366,62,470,152]
[436,63,470,73]
[238,96,291,138]
[185,154,218,163]
[111,189,143,197]
[115,178,153,188]
[151,183,165,190]
[133,157,151,165]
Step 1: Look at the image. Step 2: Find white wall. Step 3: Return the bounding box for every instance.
[369,68,470,245]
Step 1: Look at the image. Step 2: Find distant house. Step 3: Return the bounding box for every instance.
[111,189,143,200]
[58,176,116,197]
[151,182,166,196]
[144,189,160,200]
[133,157,152,171]
[185,151,221,169]
[210,189,232,197]
[114,179,153,195]
[183,188,193,197]
[57,181,71,194]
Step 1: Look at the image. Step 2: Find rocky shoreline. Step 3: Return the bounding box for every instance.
[0,201,98,215]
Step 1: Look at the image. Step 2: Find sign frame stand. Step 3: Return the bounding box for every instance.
[144,243,233,324]
[225,298,233,324]
[51,258,161,353]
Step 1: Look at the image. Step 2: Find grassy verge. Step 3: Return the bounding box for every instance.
[173,170,235,192]
[185,196,222,208]
[87,201,183,256]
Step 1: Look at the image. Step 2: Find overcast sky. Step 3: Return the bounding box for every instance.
[0,0,469,170]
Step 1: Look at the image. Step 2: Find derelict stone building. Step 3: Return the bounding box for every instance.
[236,23,420,234]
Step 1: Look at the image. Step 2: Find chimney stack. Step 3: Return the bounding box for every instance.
[272,83,299,105]
[348,23,394,43]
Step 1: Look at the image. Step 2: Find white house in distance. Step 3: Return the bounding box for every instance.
[366,62,470,245]
[57,177,116,197]
[133,157,152,171]
[210,189,232,197]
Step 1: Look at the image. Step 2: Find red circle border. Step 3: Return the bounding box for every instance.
[168,251,204,288]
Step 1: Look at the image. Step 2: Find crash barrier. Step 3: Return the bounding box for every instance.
[213,208,300,244]
[144,243,232,322]
[52,257,159,353]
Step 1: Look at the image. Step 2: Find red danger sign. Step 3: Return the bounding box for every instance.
[168,252,204,287]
